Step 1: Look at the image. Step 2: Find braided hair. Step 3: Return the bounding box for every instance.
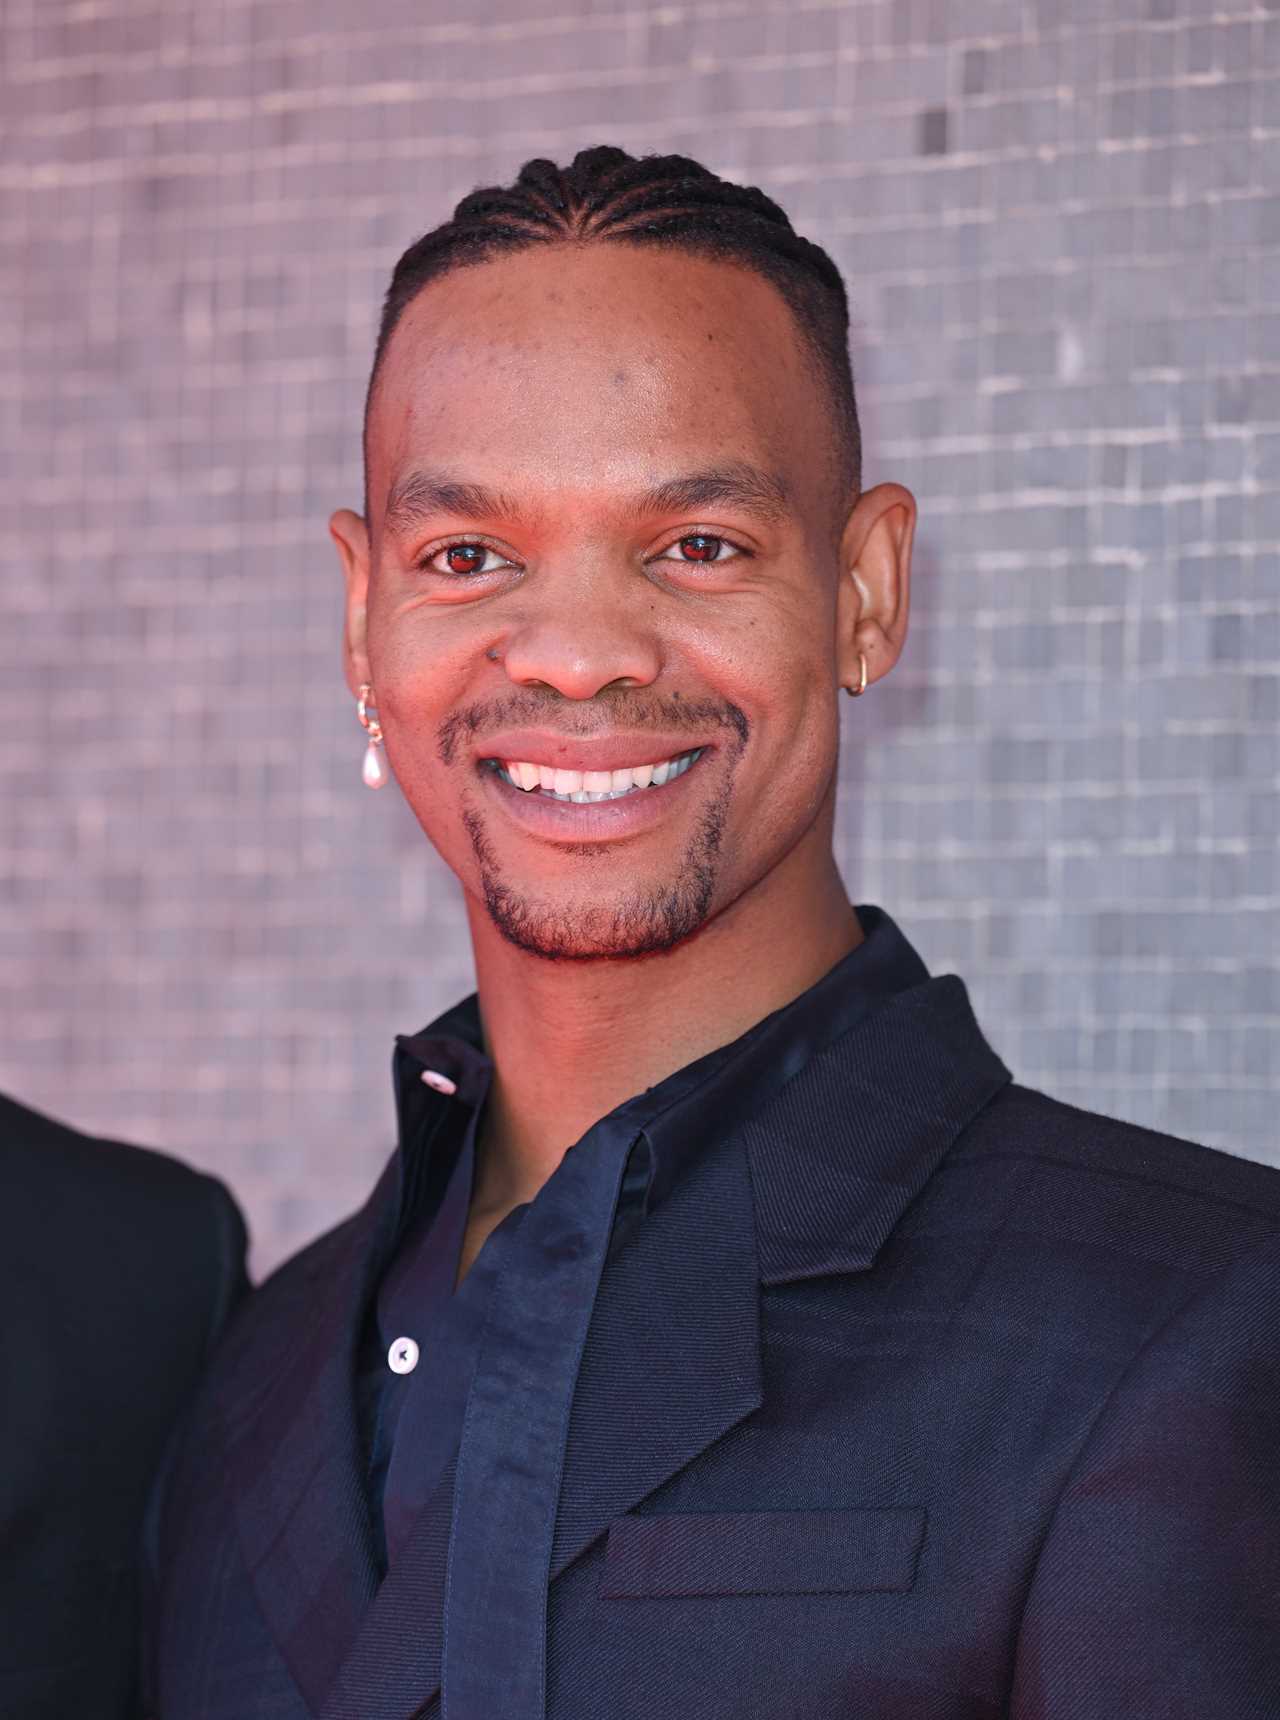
[363,146,860,515]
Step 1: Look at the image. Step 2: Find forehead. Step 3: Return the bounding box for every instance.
[368,243,828,523]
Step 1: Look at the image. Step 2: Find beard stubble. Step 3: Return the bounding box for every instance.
[461,782,731,962]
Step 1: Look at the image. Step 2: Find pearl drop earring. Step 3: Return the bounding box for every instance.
[357,684,389,789]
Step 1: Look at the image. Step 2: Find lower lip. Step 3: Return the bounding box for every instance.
[476,752,711,843]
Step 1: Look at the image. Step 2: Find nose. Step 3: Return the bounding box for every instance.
[495,574,664,701]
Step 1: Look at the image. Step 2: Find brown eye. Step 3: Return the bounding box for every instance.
[654,532,747,571]
[444,543,489,576]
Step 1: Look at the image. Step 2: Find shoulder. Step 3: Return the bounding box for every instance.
[204,1197,372,1386]
[942,1080,1280,1275]
[178,1148,401,1444]
[958,1079,1280,1213]
[0,1089,247,1329]
[1,1088,240,1215]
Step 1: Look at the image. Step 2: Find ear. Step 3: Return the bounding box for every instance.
[329,507,372,699]
[833,482,916,693]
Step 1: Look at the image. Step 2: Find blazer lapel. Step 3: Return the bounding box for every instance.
[747,975,1012,1285]
[218,1152,404,1716]
[317,1450,460,1720]
[550,1130,763,1579]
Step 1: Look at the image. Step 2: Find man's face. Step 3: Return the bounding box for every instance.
[345,243,861,961]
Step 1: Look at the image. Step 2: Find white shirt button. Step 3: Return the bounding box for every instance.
[421,1068,458,1095]
[387,1336,420,1375]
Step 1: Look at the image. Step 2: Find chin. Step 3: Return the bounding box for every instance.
[479,867,719,962]
[460,789,733,962]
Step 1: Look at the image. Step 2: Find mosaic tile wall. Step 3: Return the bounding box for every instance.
[3,0,1277,1271]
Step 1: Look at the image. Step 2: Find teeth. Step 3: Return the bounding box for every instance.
[490,749,703,800]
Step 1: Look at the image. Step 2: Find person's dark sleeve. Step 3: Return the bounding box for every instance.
[199,1170,251,1358]
[1010,1228,1280,1718]
[138,1171,250,1717]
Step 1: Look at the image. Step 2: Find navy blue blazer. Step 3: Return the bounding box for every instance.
[145,973,1280,1719]
[0,1092,247,1720]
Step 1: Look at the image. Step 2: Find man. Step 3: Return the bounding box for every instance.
[0,1091,247,1720]
[146,147,1280,1718]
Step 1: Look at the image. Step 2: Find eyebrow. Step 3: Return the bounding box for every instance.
[381,461,793,537]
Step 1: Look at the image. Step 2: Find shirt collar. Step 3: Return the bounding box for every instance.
[391,902,931,1215]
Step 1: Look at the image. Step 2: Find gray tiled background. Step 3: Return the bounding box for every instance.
[2,0,1277,1274]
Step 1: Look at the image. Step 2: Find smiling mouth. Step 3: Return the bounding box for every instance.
[481,747,706,803]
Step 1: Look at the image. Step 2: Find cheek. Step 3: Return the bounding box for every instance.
[706,608,835,728]
[366,608,469,742]
[683,591,827,691]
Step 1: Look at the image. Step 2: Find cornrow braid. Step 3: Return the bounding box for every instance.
[363,146,860,516]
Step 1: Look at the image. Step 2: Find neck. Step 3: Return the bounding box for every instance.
[462,828,862,1217]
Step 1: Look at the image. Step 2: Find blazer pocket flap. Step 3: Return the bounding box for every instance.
[601,1506,926,1598]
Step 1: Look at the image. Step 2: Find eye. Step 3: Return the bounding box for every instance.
[418,540,517,579]
[654,533,747,566]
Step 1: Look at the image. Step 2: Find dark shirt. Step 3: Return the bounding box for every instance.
[355,903,929,1693]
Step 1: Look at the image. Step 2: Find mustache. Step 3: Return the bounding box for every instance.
[437,690,749,766]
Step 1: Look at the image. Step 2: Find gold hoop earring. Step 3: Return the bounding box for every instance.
[357,683,389,789]
[842,652,868,697]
